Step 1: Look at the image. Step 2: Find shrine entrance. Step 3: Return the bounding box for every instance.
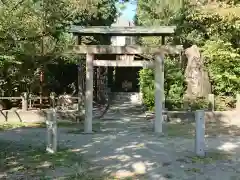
[110,67,141,92]
[69,25,182,134]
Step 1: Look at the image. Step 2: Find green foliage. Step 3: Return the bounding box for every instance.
[139,58,185,110]
[202,40,240,96]
[137,0,186,110]
[215,95,236,110]
[0,0,117,96]
[137,0,183,25]
[185,97,209,110]
[139,68,154,109]
[172,5,240,47]
[137,0,240,110]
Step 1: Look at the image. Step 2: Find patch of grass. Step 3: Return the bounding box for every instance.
[164,120,240,138]
[66,122,101,134]
[166,122,195,138]
[186,150,231,164]
[0,122,45,131]
[65,173,110,180]
[64,172,141,180]
[0,140,90,178]
[0,121,86,131]
[184,167,201,174]
[163,173,174,179]
[57,121,82,128]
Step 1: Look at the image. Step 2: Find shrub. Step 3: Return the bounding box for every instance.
[139,58,185,111]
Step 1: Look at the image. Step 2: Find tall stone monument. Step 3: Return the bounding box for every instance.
[184,45,211,107]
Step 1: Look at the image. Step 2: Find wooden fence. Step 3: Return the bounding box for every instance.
[0,93,80,111]
[0,93,240,111]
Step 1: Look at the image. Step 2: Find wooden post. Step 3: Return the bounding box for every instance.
[85,53,94,133]
[208,94,214,111]
[21,92,28,111]
[78,63,84,116]
[161,36,165,110]
[162,60,165,110]
[46,109,57,153]
[77,35,84,121]
[236,94,240,110]
[195,110,205,157]
[154,55,164,133]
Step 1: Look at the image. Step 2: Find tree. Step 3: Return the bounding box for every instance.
[0,0,118,97]
[137,0,240,110]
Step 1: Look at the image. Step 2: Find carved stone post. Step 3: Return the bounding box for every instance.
[50,92,56,109]
[46,109,57,153]
[85,53,94,133]
[208,94,215,111]
[21,92,28,111]
[195,110,205,157]
[154,54,164,133]
[236,94,240,110]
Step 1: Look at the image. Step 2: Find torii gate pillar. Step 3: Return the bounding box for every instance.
[85,53,94,133]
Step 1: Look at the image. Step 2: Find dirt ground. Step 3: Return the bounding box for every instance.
[1,114,240,180]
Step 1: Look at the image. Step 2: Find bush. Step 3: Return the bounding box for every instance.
[202,40,240,96]
[139,58,185,111]
[185,97,209,111]
[215,96,236,111]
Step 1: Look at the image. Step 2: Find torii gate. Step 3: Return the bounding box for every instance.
[69,25,182,134]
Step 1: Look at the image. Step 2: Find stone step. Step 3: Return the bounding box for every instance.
[110,92,143,105]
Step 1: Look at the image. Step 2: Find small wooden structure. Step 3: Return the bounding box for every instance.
[69,25,182,133]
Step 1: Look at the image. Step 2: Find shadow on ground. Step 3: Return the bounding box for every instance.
[0,106,240,179]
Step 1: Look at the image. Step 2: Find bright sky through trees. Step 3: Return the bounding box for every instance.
[118,1,137,20]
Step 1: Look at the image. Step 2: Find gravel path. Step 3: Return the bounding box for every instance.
[1,103,240,179]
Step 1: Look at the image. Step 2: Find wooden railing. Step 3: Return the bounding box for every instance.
[0,93,240,111]
[0,93,80,110]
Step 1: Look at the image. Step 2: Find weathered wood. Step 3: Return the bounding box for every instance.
[195,110,205,157]
[116,54,134,61]
[85,54,94,133]
[0,97,22,100]
[154,55,164,133]
[68,45,183,55]
[93,60,154,67]
[69,25,176,36]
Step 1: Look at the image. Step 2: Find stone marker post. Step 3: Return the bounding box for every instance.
[50,92,56,109]
[236,94,240,110]
[21,92,28,111]
[195,110,205,157]
[46,109,57,153]
[208,94,215,111]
